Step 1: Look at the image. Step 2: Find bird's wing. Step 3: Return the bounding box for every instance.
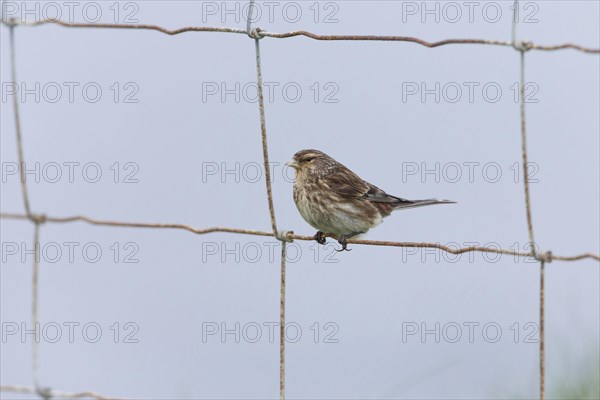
[363,183,403,203]
[323,165,400,203]
[321,165,371,199]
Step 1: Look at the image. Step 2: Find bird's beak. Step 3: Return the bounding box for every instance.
[286,160,299,170]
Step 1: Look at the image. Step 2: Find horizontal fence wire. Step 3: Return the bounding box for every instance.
[1,2,600,399]
[0,384,123,400]
[1,18,600,53]
[1,213,599,262]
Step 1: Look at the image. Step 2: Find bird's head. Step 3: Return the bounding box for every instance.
[286,149,336,178]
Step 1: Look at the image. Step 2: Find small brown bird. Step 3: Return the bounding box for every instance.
[286,149,455,251]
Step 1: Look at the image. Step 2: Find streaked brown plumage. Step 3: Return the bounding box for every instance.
[286,149,455,251]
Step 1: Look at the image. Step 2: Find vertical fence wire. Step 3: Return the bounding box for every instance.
[247,1,286,397]
[511,0,519,44]
[31,223,41,391]
[279,243,287,400]
[539,260,546,400]
[253,37,279,236]
[8,22,32,217]
[8,19,44,396]
[512,2,544,398]
[518,49,536,250]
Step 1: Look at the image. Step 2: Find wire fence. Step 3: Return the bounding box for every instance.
[1,0,599,399]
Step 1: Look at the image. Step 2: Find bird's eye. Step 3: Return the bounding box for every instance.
[304,157,314,162]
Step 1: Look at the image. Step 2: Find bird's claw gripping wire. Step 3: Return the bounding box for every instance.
[336,236,352,252]
[313,232,353,251]
[313,231,327,245]
[336,232,364,252]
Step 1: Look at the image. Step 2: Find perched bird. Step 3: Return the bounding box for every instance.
[286,149,455,251]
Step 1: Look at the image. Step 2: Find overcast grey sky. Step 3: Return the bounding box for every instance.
[1,1,599,399]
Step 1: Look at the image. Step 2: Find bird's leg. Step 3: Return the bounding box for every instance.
[313,231,327,245]
[336,232,362,252]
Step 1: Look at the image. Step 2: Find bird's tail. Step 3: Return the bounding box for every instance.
[392,198,456,210]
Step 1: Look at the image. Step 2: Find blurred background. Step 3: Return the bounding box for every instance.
[1,1,598,399]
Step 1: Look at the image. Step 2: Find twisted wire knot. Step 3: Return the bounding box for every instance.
[4,17,18,27]
[30,213,47,225]
[537,251,553,263]
[248,27,265,40]
[513,40,533,52]
[276,230,294,243]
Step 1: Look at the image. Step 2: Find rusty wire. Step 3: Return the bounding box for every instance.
[0,18,598,53]
[7,23,31,217]
[2,213,598,262]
